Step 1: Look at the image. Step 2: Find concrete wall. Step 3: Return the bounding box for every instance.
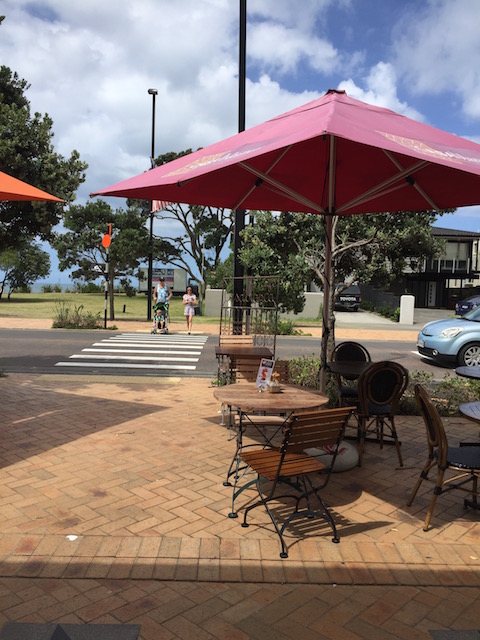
[204,288,323,320]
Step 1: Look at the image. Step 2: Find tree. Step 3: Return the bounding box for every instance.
[139,151,234,304]
[0,56,87,251]
[0,242,50,299]
[53,200,150,319]
[240,209,448,357]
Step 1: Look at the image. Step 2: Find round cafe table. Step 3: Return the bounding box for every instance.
[213,382,328,416]
[455,366,480,380]
[214,383,329,498]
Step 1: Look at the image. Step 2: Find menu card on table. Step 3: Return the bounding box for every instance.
[256,358,275,389]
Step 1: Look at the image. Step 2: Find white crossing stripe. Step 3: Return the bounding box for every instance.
[55,333,209,373]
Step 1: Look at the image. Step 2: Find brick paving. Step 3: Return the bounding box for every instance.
[0,364,479,637]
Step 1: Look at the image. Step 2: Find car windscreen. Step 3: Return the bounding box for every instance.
[464,306,480,321]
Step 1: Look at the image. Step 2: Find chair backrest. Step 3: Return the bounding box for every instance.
[414,383,448,466]
[233,358,289,384]
[358,361,408,415]
[332,341,371,364]
[283,407,352,455]
[219,334,253,348]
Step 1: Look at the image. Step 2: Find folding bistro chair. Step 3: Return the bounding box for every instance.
[235,406,353,558]
[356,360,408,467]
[224,359,291,492]
[407,384,480,530]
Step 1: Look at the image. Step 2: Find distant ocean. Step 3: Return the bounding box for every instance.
[31,282,72,293]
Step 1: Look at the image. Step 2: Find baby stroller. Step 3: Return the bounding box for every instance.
[151,301,169,334]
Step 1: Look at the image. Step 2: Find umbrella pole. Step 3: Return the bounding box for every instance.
[319,135,336,393]
[319,213,333,393]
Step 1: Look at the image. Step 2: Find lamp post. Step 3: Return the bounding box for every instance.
[147,88,158,322]
[233,0,247,333]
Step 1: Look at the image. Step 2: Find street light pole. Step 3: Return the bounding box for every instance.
[147,88,158,322]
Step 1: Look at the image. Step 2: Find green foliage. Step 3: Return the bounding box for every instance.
[276,319,302,335]
[53,199,150,319]
[73,281,103,293]
[0,63,87,251]
[41,284,54,292]
[238,209,450,315]
[398,370,480,416]
[377,305,400,322]
[52,302,103,329]
[120,278,137,297]
[0,242,50,298]
[288,355,321,389]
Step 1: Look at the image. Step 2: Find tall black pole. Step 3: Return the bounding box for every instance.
[233,0,247,331]
[147,88,158,322]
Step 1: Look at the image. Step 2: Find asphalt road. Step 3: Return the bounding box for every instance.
[0,327,453,379]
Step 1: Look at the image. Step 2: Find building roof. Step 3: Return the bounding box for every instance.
[432,226,480,239]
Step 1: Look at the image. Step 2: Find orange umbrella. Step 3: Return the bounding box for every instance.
[0,169,64,202]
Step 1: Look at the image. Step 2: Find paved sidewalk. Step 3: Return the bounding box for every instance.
[0,371,479,638]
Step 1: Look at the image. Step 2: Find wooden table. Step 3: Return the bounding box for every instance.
[214,383,326,415]
[214,383,328,509]
[456,366,480,380]
[459,401,480,423]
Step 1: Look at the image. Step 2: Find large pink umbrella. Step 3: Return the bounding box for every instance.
[0,169,64,202]
[91,89,480,386]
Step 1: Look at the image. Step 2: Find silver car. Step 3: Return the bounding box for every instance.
[417,306,480,366]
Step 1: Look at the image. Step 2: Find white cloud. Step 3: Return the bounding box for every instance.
[392,0,480,121]
[248,22,340,75]
[338,62,425,120]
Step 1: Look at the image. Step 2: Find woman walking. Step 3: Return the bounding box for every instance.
[183,286,197,334]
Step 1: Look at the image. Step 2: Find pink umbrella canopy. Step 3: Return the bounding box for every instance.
[91,89,480,389]
[0,169,64,202]
[91,89,480,215]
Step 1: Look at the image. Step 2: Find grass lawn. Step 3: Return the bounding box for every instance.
[0,292,218,324]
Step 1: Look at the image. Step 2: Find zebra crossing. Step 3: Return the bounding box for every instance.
[54,333,209,374]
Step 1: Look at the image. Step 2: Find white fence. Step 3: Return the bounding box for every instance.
[204,288,323,320]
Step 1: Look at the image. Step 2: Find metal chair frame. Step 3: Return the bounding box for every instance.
[356,360,408,467]
[407,384,480,530]
[331,341,371,408]
[234,407,353,558]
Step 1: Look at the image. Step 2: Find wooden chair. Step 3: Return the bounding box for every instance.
[331,341,371,407]
[232,359,289,427]
[225,360,291,486]
[407,384,480,530]
[356,361,408,467]
[235,407,353,558]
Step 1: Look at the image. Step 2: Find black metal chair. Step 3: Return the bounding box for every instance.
[407,384,480,530]
[236,407,353,558]
[356,360,408,467]
[331,341,371,407]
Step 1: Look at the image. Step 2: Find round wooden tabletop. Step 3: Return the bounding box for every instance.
[456,366,480,380]
[459,401,480,423]
[213,383,328,413]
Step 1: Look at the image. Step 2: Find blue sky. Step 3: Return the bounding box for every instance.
[1,0,480,282]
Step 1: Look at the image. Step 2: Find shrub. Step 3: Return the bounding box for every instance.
[288,355,321,389]
[72,281,103,294]
[41,284,54,293]
[276,319,302,335]
[399,369,480,416]
[52,302,103,329]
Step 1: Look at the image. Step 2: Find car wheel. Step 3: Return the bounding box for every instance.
[458,343,480,366]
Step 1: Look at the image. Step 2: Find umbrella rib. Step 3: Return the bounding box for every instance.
[336,159,429,214]
[383,150,440,210]
[238,160,324,213]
